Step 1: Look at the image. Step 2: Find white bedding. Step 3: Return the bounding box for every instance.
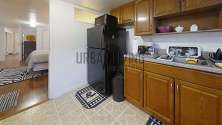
[26,50,49,71]
[32,63,48,72]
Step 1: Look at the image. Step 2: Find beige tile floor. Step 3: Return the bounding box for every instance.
[0,90,150,125]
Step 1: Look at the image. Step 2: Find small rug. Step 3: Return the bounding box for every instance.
[0,90,20,112]
[0,67,42,86]
[147,116,165,125]
[75,86,107,109]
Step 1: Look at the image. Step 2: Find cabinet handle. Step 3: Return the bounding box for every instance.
[170,83,173,88]
[176,85,179,93]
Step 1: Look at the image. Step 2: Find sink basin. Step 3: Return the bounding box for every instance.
[172,57,214,67]
[172,57,186,63]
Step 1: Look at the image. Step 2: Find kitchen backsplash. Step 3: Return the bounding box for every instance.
[126,28,222,54]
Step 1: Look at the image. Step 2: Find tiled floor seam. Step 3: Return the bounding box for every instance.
[80,97,114,124]
[110,102,131,125]
[78,105,92,124]
[52,100,64,125]
[82,98,112,116]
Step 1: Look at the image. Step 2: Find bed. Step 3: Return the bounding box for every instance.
[26,50,49,72]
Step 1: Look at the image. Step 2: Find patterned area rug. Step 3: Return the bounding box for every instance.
[75,86,107,109]
[0,67,41,86]
[0,90,20,112]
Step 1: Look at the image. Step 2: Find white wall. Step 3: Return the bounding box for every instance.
[3,27,26,61]
[22,27,36,39]
[13,27,25,61]
[5,32,14,54]
[142,32,222,52]
[127,28,222,54]
[36,27,49,50]
[14,31,22,55]
[49,0,95,98]
[126,28,153,54]
[5,28,18,55]
[0,27,6,61]
[126,28,147,54]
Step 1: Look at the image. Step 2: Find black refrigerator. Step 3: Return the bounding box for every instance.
[87,24,126,96]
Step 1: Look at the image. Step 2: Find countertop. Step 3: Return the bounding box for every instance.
[124,54,222,75]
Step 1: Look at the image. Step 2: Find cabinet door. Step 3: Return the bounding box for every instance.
[182,0,222,11]
[144,72,174,125]
[121,2,135,24]
[124,67,143,107]
[110,8,122,24]
[154,0,180,17]
[135,0,153,35]
[175,80,222,125]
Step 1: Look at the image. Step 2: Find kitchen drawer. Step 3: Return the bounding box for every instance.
[124,57,144,70]
[144,61,222,91]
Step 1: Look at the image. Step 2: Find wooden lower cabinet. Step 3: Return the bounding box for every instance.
[124,58,222,125]
[124,66,143,107]
[175,80,222,125]
[144,72,174,125]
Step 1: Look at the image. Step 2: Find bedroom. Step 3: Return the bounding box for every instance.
[0,0,49,119]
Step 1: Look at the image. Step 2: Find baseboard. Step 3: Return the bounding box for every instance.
[48,82,89,99]
[72,82,88,90]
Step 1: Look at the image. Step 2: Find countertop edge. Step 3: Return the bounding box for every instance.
[124,55,222,75]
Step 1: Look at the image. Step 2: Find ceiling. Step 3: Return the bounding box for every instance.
[0,0,132,28]
[64,0,134,13]
[0,0,49,28]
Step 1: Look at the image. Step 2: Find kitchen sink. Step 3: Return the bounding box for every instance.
[172,57,214,67]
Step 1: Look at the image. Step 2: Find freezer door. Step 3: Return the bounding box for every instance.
[87,26,105,49]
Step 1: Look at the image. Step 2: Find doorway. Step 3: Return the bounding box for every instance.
[0,0,49,120]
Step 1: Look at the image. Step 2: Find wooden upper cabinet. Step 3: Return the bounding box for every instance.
[110,8,122,24]
[144,72,174,125]
[154,0,181,17]
[124,66,143,107]
[121,2,135,24]
[182,0,222,11]
[135,0,153,35]
[175,80,222,125]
